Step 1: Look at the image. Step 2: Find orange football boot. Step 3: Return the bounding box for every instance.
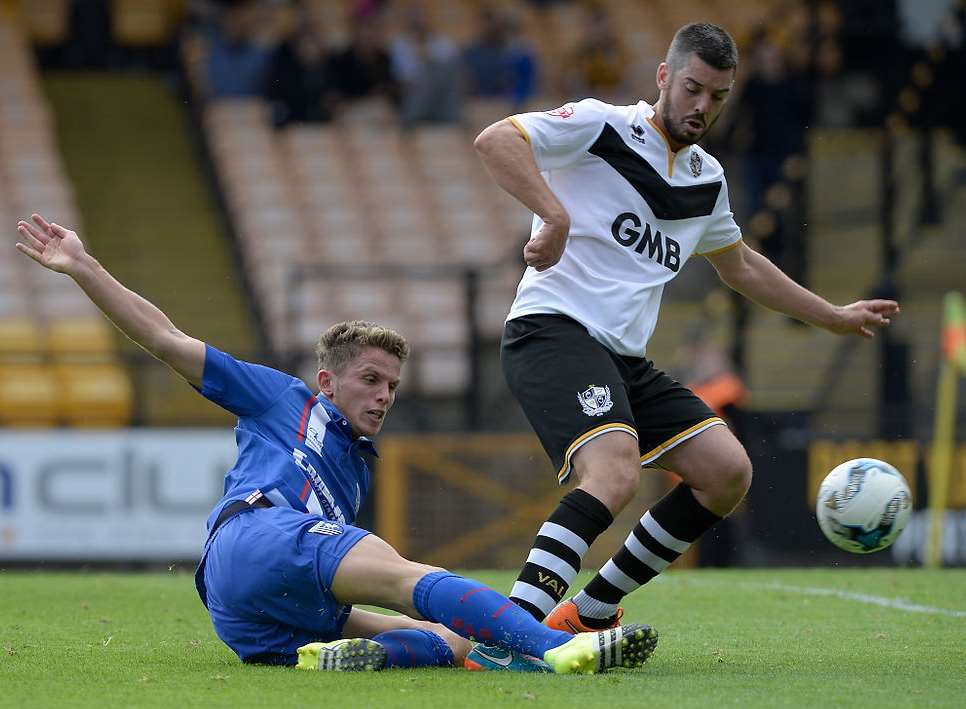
[544,599,624,634]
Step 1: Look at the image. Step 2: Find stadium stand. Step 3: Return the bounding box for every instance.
[7,0,957,428]
[0,6,134,426]
[201,93,529,390]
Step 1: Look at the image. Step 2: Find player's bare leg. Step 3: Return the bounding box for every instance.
[572,431,643,515]
[657,424,752,517]
[568,425,752,627]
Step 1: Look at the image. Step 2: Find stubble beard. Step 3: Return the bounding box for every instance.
[660,100,708,147]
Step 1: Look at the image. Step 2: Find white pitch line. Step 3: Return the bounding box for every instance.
[666,575,966,618]
[750,581,966,618]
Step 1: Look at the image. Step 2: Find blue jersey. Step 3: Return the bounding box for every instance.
[198,345,376,530]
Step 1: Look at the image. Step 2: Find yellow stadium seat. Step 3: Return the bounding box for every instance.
[17,0,68,45]
[46,317,116,361]
[0,318,44,361]
[55,362,133,427]
[111,0,175,47]
[0,363,58,426]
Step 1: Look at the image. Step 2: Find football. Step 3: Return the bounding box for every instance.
[815,458,912,553]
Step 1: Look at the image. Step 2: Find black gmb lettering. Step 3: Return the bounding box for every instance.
[610,212,680,272]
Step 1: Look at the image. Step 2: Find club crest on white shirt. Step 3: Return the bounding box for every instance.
[689,151,703,177]
[577,384,614,417]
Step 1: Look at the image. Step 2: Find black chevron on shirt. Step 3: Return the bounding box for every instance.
[588,123,722,220]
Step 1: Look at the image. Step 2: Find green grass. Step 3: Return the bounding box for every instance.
[2,569,964,708]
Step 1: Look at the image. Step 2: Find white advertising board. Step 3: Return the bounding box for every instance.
[0,430,237,561]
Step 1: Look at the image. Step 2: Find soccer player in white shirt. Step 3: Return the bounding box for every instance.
[474,22,899,633]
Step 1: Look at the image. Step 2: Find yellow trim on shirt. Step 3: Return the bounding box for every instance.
[557,422,638,482]
[639,417,725,463]
[507,116,531,144]
[645,116,680,178]
[696,237,743,258]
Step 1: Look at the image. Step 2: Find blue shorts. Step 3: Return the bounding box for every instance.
[201,505,370,664]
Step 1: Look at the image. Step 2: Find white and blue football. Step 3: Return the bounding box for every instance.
[816,458,912,554]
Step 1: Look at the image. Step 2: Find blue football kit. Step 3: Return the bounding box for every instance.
[193,344,374,664]
[189,345,593,671]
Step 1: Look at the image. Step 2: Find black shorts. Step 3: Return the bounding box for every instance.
[501,314,725,484]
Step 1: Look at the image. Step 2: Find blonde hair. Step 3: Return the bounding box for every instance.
[316,320,411,373]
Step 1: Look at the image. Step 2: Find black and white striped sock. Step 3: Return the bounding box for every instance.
[575,483,721,620]
[510,489,613,621]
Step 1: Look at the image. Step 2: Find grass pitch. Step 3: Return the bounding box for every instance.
[2,568,964,708]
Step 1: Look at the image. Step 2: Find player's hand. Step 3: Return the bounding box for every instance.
[827,299,900,338]
[15,214,87,276]
[523,216,570,272]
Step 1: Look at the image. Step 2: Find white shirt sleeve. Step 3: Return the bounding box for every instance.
[510,99,610,172]
[694,175,743,255]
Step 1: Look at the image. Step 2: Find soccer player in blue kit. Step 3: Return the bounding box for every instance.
[15,213,659,674]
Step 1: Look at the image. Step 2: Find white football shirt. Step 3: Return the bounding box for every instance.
[507,98,742,357]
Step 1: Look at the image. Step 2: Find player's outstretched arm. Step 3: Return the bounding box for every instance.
[706,241,899,338]
[16,213,205,386]
[474,119,570,271]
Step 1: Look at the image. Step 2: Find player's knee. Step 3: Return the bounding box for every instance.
[717,449,753,503]
[403,560,445,585]
[577,436,641,513]
[607,462,641,510]
[731,451,754,494]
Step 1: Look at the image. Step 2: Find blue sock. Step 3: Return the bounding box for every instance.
[372,629,455,668]
[412,571,573,658]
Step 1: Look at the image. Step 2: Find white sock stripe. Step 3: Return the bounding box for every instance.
[613,628,622,666]
[573,590,619,620]
[624,531,672,572]
[642,512,690,554]
[538,521,590,556]
[526,548,579,581]
[509,581,558,614]
[600,559,639,594]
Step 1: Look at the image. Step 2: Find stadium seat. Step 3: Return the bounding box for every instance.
[476,265,521,338]
[0,317,44,361]
[16,0,69,46]
[46,317,116,362]
[111,0,179,47]
[415,348,469,395]
[0,362,59,426]
[54,361,133,426]
[401,281,468,348]
[464,98,514,135]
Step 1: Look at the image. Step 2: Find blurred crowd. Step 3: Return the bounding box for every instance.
[29,0,966,282]
[185,0,543,127]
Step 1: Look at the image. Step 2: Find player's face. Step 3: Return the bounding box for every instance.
[318,346,402,438]
[656,53,734,149]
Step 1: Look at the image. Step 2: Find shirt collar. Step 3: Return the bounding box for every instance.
[316,392,379,456]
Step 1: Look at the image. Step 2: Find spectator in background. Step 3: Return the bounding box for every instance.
[205,0,276,98]
[735,34,812,216]
[728,29,813,284]
[64,0,113,68]
[265,9,335,126]
[327,17,399,110]
[463,9,538,109]
[568,1,629,100]
[389,6,463,127]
